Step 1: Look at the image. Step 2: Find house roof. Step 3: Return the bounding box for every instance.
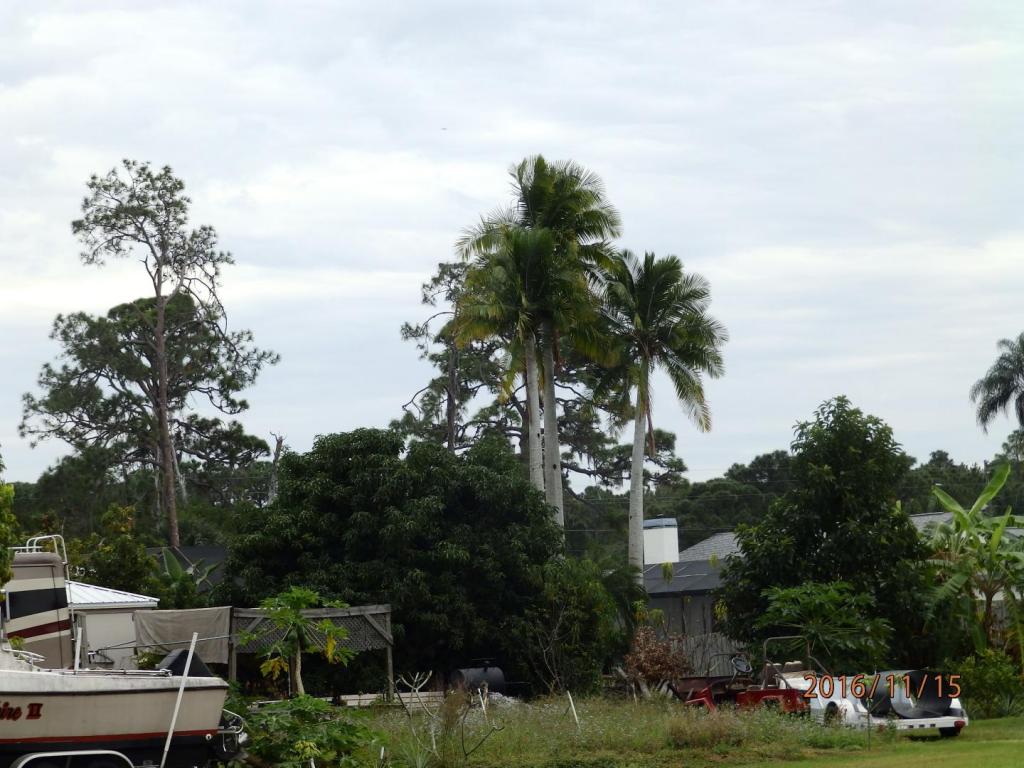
[643,559,723,596]
[67,580,159,610]
[653,512,977,597]
[672,512,961,566]
[677,532,738,562]
[907,511,951,532]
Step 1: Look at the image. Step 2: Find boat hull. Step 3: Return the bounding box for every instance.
[0,670,229,768]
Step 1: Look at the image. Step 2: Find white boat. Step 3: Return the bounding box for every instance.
[0,537,243,768]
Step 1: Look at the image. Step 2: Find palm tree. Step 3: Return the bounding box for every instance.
[455,227,562,492]
[601,250,727,582]
[971,333,1024,431]
[458,156,621,523]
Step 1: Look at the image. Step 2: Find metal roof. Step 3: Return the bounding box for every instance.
[643,559,723,595]
[907,512,951,531]
[650,510,1024,598]
[67,580,159,610]
[672,512,966,566]
[677,532,739,562]
[232,605,392,654]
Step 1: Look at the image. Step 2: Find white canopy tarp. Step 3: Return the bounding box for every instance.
[134,606,231,664]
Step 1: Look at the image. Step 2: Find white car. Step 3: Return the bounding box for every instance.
[780,667,968,736]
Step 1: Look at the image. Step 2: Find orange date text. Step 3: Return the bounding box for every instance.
[801,674,961,700]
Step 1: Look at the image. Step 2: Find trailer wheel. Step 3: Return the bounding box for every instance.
[85,759,126,768]
[939,727,960,738]
[823,703,840,725]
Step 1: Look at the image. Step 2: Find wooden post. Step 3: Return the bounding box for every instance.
[386,643,395,702]
[384,611,394,701]
[227,609,237,682]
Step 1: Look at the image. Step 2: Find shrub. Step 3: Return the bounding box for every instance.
[754,581,892,673]
[957,649,1024,718]
[623,627,690,696]
[505,557,624,694]
[240,695,373,768]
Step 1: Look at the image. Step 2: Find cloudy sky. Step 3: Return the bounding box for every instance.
[2,1,1022,483]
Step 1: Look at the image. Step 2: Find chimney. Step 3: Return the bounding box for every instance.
[643,518,679,566]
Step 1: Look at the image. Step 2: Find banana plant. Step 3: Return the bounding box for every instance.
[928,464,1024,651]
[158,547,219,590]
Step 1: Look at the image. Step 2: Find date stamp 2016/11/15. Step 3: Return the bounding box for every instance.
[802,673,961,700]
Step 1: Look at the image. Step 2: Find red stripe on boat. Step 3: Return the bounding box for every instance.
[7,619,71,639]
[0,729,217,744]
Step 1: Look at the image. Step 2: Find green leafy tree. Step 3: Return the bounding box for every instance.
[972,333,1024,431]
[68,505,159,595]
[724,450,794,493]
[220,430,562,677]
[393,262,516,453]
[22,294,274,545]
[458,156,623,523]
[11,447,129,536]
[600,250,726,581]
[22,161,278,547]
[720,397,930,665]
[650,477,767,549]
[928,463,1024,651]
[998,429,1024,464]
[957,649,1024,719]
[0,456,18,588]
[505,556,625,693]
[755,581,893,672]
[898,450,988,516]
[245,586,355,697]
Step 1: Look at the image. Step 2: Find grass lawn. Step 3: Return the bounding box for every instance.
[772,717,1024,768]
[365,697,1023,768]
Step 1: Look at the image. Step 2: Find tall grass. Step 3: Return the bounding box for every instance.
[364,696,892,768]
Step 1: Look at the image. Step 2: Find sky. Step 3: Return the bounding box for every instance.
[1,1,1023,483]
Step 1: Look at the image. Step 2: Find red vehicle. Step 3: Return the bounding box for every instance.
[671,652,808,712]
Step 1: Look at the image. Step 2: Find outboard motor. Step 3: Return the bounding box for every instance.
[157,647,215,677]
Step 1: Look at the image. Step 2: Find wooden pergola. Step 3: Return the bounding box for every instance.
[228,603,394,697]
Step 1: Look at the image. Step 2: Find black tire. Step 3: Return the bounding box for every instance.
[824,703,840,725]
[939,727,960,738]
[76,757,130,768]
[21,760,62,768]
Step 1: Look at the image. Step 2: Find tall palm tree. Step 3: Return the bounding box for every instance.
[458,156,621,523]
[455,227,564,492]
[972,333,1024,432]
[602,250,727,582]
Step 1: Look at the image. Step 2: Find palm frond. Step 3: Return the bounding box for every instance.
[971,333,1024,430]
